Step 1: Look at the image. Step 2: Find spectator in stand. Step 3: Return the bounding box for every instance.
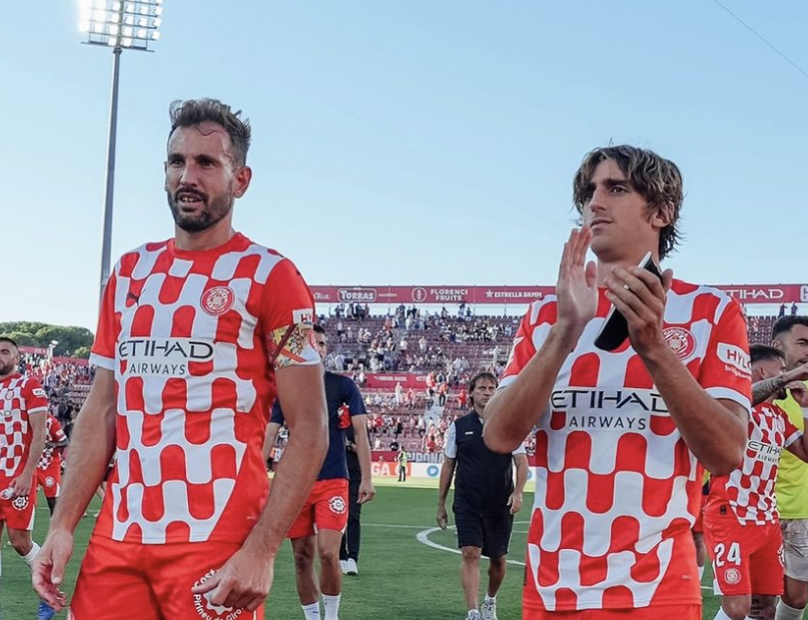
[419,336,428,354]
[394,383,404,406]
[780,303,788,318]
[792,302,799,316]
[457,388,468,411]
[336,320,345,341]
[438,382,448,407]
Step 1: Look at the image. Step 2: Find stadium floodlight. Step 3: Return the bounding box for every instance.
[78,0,164,307]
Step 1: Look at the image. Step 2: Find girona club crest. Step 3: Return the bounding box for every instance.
[724,567,741,585]
[200,286,235,317]
[12,495,29,511]
[328,496,347,515]
[663,326,696,360]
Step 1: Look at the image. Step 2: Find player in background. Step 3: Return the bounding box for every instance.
[483,145,751,619]
[754,316,808,620]
[36,414,68,514]
[0,337,52,619]
[264,324,375,620]
[340,419,370,576]
[33,98,329,619]
[437,371,528,620]
[704,344,808,620]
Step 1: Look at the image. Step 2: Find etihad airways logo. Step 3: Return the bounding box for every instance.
[550,388,668,432]
[551,388,669,413]
[747,440,781,465]
[118,338,215,377]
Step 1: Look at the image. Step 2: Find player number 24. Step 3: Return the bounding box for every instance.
[713,542,741,567]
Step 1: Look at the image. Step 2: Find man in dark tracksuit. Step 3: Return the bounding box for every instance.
[437,372,529,620]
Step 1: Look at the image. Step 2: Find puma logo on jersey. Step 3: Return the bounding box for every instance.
[126,291,140,304]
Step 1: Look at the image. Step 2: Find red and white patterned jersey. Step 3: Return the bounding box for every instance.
[500,280,751,612]
[708,402,800,525]
[90,233,319,545]
[37,415,67,470]
[0,374,49,480]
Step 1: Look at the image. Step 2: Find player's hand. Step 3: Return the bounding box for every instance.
[555,227,598,338]
[604,263,673,357]
[507,491,523,515]
[358,480,376,504]
[787,382,808,407]
[32,528,72,611]
[785,363,808,384]
[437,505,449,530]
[191,546,273,612]
[9,474,32,498]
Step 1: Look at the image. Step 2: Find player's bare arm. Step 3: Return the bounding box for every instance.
[193,362,328,611]
[351,413,375,504]
[508,453,529,515]
[605,266,747,474]
[751,361,808,406]
[33,367,116,609]
[484,227,597,453]
[262,421,281,464]
[436,456,456,529]
[11,409,47,498]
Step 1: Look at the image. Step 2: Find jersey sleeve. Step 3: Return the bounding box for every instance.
[780,405,803,448]
[23,378,49,414]
[90,269,119,371]
[698,297,752,409]
[443,422,458,458]
[261,258,320,370]
[512,440,528,456]
[499,303,540,390]
[50,416,68,444]
[343,379,367,416]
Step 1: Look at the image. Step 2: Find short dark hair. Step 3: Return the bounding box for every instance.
[0,337,19,351]
[573,145,684,259]
[772,316,808,341]
[313,324,326,335]
[750,344,785,365]
[168,98,251,167]
[468,371,498,408]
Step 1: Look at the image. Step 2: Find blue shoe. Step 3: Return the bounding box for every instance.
[37,600,55,620]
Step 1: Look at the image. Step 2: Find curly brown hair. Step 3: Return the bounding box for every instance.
[168,98,252,167]
[572,145,683,259]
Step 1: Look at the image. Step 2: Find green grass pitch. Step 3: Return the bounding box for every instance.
[4,481,721,619]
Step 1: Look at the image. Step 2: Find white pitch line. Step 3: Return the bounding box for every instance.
[415,526,526,567]
[414,525,713,592]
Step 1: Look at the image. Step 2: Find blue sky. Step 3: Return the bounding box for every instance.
[2,1,806,330]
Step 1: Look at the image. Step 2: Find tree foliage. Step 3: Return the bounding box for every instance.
[0,322,94,358]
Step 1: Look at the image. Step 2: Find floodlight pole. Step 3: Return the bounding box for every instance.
[99,45,122,308]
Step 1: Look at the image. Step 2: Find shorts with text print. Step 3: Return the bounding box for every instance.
[69,535,263,620]
[703,503,784,596]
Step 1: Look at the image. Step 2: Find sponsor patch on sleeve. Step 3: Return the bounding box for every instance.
[717,343,751,376]
[292,308,314,325]
[32,388,47,399]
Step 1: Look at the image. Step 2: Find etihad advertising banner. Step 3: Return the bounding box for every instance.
[311,284,808,305]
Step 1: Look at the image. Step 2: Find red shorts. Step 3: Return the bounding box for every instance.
[0,475,37,531]
[69,535,264,620]
[37,460,62,499]
[703,503,784,596]
[523,605,701,619]
[287,478,349,539]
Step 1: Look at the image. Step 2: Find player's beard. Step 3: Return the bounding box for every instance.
[0,360,15,377]
[167,187,234,233]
